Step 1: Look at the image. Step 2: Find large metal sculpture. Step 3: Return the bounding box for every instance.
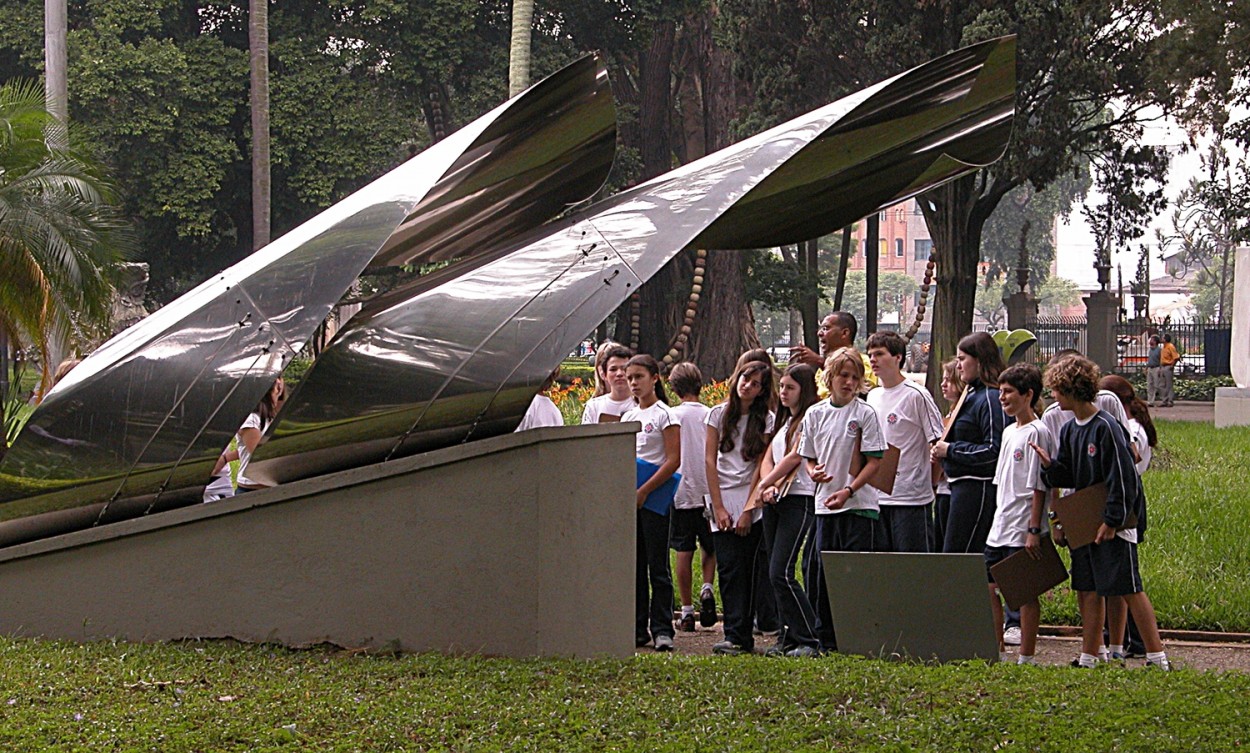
[0,37,1017,543]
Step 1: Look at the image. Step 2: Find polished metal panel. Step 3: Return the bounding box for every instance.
[247,36,1018,486]
[0,55,615,523]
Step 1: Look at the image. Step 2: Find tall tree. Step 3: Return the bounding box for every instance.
[249,0,270,250]
[508,0,534,97]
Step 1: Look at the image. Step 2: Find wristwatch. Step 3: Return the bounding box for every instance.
[843,485,855,498]
[1027,526,1043,535]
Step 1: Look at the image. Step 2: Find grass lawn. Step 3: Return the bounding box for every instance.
[2,638,1249,751]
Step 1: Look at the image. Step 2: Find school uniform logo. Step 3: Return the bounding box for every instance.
[1087,443,1097,457]
[644,422,655,433]
[1013,448,1024,462]
[887,412,899,424]
[847,419,860,435]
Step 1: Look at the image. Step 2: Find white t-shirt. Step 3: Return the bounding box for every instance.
[234,412,263,488]
[704,403,774,528]
[515,394,564,432]
[622,401,677,466]
[987,419,1053,548]
[671,401,711,509]
[1128,418,1152,474]
[798,399,887,515]
[1041,390,1129,443]
[580,393,635,424]
[867,379,943,506]
[770,417,815,496]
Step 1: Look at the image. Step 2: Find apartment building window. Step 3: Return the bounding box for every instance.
[914,238,933,261]
[895,239,904,257]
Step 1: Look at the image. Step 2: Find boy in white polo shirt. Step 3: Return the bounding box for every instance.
[984,363,1053,664]
[798,347,887,652]
[866,332,944,552]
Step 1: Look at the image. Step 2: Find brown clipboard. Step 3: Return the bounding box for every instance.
[849,440,901,495]
[597,413,622,423]
[1049,482,1138,549]
[938,384,969,443]
[989,535,1069,611]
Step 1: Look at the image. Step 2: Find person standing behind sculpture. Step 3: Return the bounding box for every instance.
[1144,336,1163,408]
[932,358,964,551]
[1158,334,1179,407]
[581,343,634,423]
[789,311,878,397]
[704,359,775,655]
[514,367,564,432]
[754,362,823,657]
[667,362,718,631]
[866,332,944,553]
[208,377,286,498]
[621,354,680,652]
[930,332,1007,555]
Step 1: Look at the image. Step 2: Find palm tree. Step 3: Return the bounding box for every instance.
[508,0,535,97]
[0,78,132,423]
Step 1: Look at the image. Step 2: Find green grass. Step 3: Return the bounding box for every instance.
[1,638,1248,751]
[1037,420,1250,631]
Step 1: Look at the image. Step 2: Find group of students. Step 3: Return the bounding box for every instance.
[582,310,1170,667]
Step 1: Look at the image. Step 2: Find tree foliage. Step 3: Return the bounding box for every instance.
[0,78,134,395]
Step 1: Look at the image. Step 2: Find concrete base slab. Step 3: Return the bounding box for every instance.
[1215,387,1250,428]
[0,424,637,659]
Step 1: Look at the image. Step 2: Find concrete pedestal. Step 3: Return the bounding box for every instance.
[0,424,637,658]
[1082,292,1118,374]
[1005,292,1037,332]
[1215,387,1250,428]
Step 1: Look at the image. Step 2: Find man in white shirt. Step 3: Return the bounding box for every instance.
[866,332,944,552]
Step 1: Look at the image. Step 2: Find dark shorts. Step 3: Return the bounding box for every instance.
[670,507,713,553]
[983,545,1022,584]
[1069,537,1143,596]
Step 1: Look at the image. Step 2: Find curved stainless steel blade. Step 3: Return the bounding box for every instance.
[248,36,1016,486]
[0,54,615,521]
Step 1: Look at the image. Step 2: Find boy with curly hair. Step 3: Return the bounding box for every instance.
[1030,355,1170,670]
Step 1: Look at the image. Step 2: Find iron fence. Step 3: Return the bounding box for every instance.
[1024,316,1231,376]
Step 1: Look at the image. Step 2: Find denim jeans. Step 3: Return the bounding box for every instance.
[806,512,881,652]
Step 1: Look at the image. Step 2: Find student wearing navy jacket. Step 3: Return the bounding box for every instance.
[931,332,1008,554]
[1030,354,1170,670]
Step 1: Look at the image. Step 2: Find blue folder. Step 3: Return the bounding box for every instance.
[636,458,681,515]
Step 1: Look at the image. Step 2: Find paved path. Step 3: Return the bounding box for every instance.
[1151,400,1213,423]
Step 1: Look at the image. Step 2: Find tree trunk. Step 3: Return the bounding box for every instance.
[799,238,819,349]
[865,213,880,336]
[249,0,270,250]
[508,0,535,97]
[686,250,761,379]
[921,174,982,408]
[44,0,67,149]
[834,226,852,311]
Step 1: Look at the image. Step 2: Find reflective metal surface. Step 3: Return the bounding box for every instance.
[247,36,1017,486]
[0,55,615,526]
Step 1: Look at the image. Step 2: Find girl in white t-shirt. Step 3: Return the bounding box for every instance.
[704,358,775,655]
[798,347,887,651]
[208,377,285,498]
[620,354,680,651]
[755,362,822,656]
[581,343,635,424]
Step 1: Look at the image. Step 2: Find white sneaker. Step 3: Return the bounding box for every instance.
[1003,626,1022,646]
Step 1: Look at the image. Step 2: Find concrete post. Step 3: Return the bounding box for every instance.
[1083,291,1118,373]
[1005,292,1037,332]
[1215,246,1250,427]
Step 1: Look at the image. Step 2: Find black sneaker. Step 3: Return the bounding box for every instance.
[699,591,718,627]
[654,635,674,652]
[712,640,748,656]
[679,612,696,632]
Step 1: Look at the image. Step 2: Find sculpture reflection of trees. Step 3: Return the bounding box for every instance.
[0,80,133,453]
